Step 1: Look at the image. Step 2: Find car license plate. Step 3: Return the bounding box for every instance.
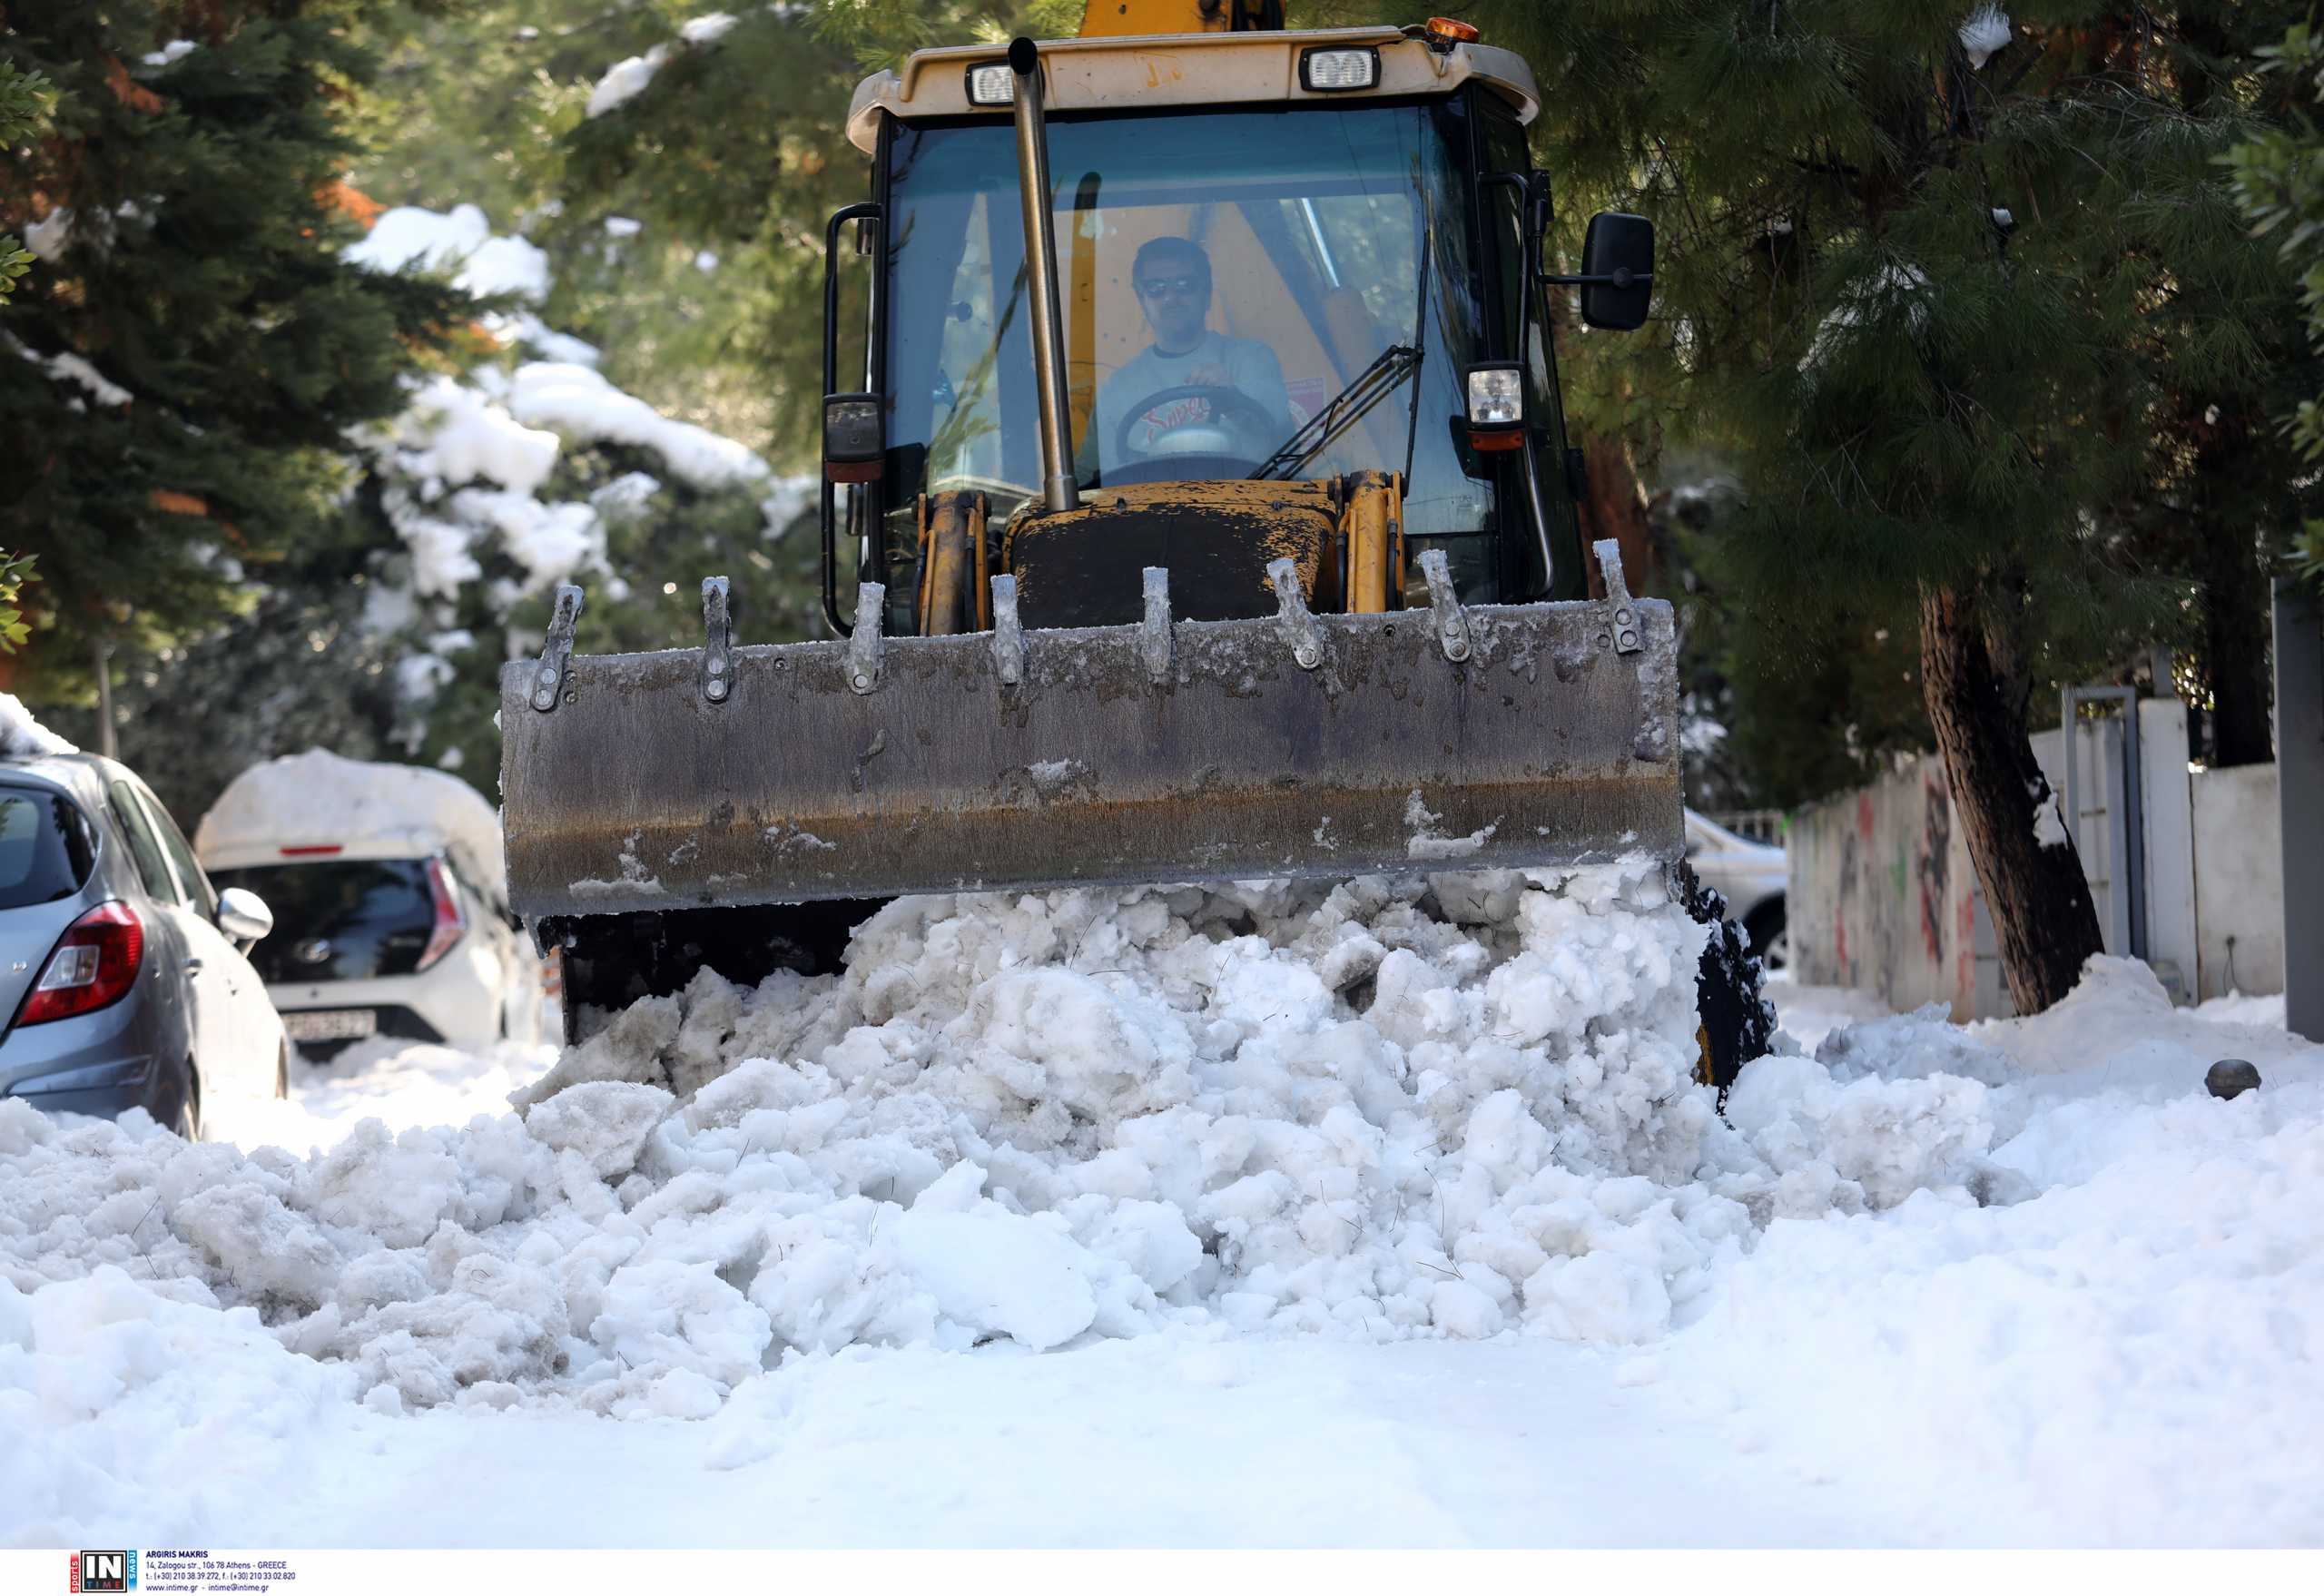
[282,1009,378,1042]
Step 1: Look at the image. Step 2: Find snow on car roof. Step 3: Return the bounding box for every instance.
[194,748,506,899]
[0,692,77,759]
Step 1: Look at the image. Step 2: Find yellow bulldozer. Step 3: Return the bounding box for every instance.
[499,2,1774,1079]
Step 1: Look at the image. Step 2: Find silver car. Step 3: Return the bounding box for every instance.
[0,750,288,1137]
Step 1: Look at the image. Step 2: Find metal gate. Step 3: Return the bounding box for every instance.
[2058,685,2148,962]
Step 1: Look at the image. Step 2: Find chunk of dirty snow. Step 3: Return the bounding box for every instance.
[524,1081,674,1178]
[887,1206,1099,1352]
[1817,1004,2014,1088]
[592,1257,771,1387]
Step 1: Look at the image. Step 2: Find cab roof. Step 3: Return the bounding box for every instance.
[845,26,1541,155]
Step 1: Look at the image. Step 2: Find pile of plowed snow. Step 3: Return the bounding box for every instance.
[1,867,2015,1417]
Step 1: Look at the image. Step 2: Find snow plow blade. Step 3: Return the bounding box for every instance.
[498,566,1680,922]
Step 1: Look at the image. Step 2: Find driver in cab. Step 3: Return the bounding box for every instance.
[1085,237,1290,479]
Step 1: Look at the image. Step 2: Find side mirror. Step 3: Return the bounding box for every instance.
[1577,212,1653,331]
[216,887,273,946]
[823,392,885,484]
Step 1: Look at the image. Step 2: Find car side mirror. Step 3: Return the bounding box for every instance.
[216,887,273,947]
[1577,212,1653,331]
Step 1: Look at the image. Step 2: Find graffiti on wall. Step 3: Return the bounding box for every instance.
[1795,753,1989,1017]
[1916,775,1950,965]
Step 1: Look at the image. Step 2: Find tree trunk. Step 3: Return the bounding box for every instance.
[92,635,119,762]
[1917,580,2105,1013]
[2190,412,2275,766]
[2198,522,2275,766]
[1580,435,1657,596]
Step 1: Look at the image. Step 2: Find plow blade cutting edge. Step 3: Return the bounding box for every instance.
[498,564,1681,923]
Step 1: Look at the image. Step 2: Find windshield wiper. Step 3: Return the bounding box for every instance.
[1248,343,1422,482]
[1252,220,1435,485]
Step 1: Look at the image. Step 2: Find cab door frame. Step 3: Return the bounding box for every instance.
[1471,85,1589,604]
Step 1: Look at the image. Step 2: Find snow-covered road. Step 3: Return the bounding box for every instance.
[117,1334,1886,1549]
[6,872,2319,1548]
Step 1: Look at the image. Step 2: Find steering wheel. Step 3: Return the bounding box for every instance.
[1113,384,1279,461]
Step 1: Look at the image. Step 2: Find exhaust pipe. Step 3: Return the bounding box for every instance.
[1009,36,1080,514]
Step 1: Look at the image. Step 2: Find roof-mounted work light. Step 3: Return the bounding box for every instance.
[1300,47,1379,92]
[966,63,1016,105]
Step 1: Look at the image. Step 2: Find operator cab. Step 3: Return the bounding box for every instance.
[822,27,1648,634]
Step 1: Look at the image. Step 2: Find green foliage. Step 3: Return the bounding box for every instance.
[35,556,409,823]
[0,60,54,137]
[0,61,59,304]
[2225,19,2324,581]
[1451,0,2321,799]
[346,1,1065,471]
[2,1,476,704]
[0,551,34,652]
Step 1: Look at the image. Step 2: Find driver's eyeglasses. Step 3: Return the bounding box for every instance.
[1135,274,1206,300]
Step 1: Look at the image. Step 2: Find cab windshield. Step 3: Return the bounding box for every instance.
[881,99,1531,594]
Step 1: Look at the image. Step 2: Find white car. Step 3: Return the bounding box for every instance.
[1685,809,1787,970]
[196,752,541,1057]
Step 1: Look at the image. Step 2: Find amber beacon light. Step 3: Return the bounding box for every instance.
[1423,16,1482,45]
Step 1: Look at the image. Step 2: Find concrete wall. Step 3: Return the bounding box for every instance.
[2191,763,2285,1000]
[1787,757,2004,1019]
[1792,700,2285,1018]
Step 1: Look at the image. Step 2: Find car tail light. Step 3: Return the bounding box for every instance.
[19,901,145,1027]
[418,856,468,970]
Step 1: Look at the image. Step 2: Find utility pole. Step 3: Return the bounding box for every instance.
[2277,579,2322,1042]
[92,635,118,761]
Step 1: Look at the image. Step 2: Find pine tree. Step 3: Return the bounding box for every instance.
[1445,1,2313,1010]
[2090,8,2320,766]
[0,61,54,303]
[2225,16,2324,585]
[0,1,472,706]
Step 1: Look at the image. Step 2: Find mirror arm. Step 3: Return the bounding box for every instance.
[1542,271,1653,288]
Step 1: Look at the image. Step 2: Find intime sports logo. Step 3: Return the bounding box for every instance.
[68,1550,136,1592]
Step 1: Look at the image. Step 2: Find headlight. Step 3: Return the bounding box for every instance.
[1464,365,1527,457]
